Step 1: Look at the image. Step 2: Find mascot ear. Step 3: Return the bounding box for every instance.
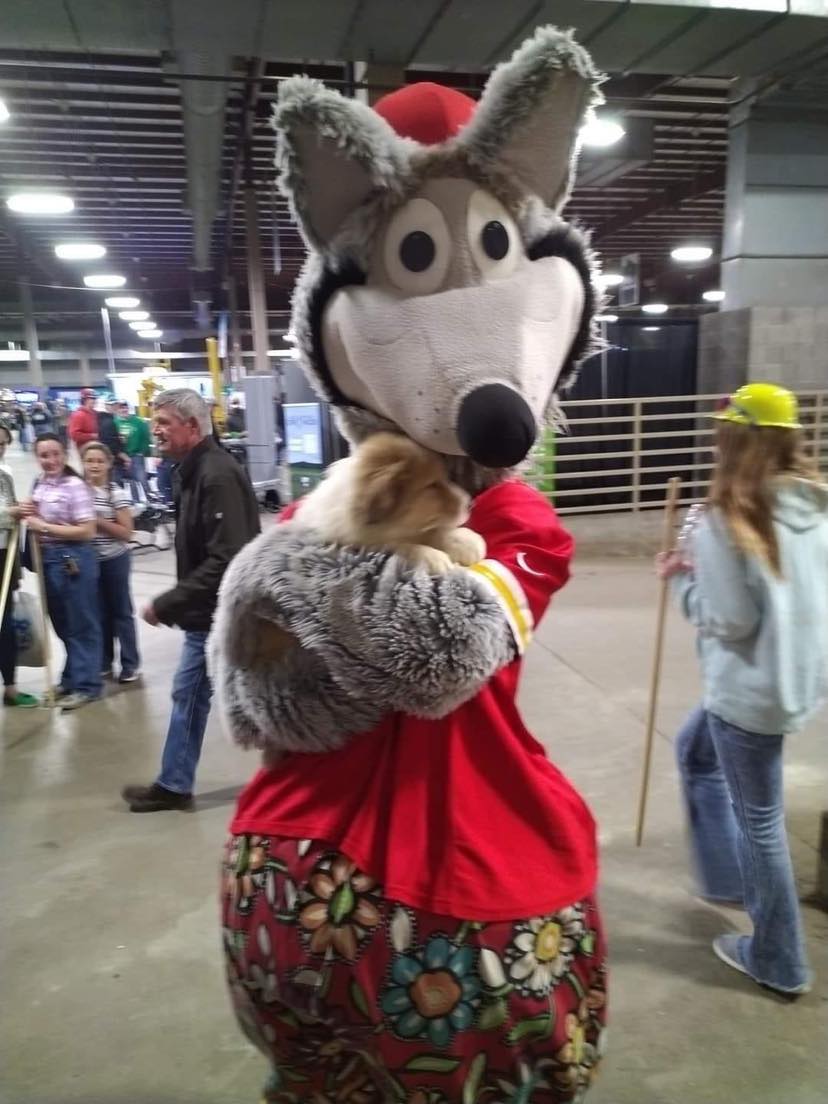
[459,27,603,212]
[275,77,410,251]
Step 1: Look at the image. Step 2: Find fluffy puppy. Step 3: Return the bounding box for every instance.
[295,432,485,571]
[253,433,486,663]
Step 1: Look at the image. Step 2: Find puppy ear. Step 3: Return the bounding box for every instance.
[354,460,407,527]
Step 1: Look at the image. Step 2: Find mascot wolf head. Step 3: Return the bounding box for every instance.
[276,27,603,477]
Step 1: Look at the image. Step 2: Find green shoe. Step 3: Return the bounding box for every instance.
[3,691,39,708]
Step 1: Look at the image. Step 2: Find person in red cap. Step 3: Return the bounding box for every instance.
[68,389,99,453]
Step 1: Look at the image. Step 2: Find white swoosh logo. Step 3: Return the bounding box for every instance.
[516,551,547,578]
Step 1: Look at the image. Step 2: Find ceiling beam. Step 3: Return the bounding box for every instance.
[592,167,726,243]
[0,210,66,286]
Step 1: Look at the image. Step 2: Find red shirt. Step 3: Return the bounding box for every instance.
[68,407,98,449]
[231,481,597,920]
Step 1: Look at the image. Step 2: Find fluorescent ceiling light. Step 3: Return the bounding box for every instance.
[54,242,106,261]
[268,348,300,359]
[119,310,149,322]
[105,296,139,309]
[0,350,30,362]
[0,99,10,124]
[7,191,74,215]
[580,116,625,148]
[671,244,713,263]
[643,326,661,332]
[642,303,669,315]
[83,273,126,289]
[703,289,725,303]
[130,321,155,331]
[598,273,623,288]
[138,329,163,339]
[596,314,619,323]
[282,330,297,344]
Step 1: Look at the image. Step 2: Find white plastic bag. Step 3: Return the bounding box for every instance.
[12,590,44,667]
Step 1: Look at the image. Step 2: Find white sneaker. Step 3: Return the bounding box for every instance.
[60,692,100,713]
[712,934,750,978]
[713,934,812,996]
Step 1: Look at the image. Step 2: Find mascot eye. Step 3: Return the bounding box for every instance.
[467,189,519,280]
[383,197,451,295]
[399,231,436,273]
[481,220,509,261]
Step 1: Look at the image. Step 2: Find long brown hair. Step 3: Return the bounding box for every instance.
[709,421,821,575]
[33,432,79,479]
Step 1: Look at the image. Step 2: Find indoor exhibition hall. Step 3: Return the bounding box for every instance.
[1,3,827,1103]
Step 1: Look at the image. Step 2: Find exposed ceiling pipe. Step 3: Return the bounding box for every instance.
[218,57,265,286]
[170,48,230,320]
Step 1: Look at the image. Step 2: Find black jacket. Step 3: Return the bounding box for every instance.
[154,437,260,632]
[97,411,123,458]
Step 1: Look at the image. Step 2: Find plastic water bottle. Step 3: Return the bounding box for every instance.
[676,503,706,566]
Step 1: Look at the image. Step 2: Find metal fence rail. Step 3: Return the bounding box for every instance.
[526,390,827,516]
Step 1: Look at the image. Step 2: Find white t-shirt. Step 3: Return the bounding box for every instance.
[0,464,15,551]
[92,482,132,560]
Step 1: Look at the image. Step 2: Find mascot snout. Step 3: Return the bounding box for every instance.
[457,384,537,468]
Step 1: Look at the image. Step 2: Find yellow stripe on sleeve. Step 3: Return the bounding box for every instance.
[468,559,534,653]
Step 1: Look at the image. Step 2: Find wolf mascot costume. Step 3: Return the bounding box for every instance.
[214,26,608,1104]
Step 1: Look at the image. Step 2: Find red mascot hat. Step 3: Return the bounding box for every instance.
[373,82,476,146]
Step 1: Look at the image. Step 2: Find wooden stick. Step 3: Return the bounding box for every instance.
[29,531,56,710]
[635,476,682,846]
[0,522,18,627]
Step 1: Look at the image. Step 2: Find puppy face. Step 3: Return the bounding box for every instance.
[351,433,469,542]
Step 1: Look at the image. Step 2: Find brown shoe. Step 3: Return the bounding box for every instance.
[121,782,193,812]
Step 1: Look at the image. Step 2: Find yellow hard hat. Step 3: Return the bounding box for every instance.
[714,382,801,430]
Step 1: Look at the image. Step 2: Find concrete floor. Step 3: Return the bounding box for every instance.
[2,442,827,1104]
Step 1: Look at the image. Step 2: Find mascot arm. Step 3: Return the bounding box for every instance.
[210,492,572,747]
[314,488,574,715]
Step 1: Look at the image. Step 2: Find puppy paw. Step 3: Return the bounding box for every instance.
[401,544,455,575]
[442,527,486,566]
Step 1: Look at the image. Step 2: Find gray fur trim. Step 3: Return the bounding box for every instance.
[519,197,605,394]
[565,220,609,393]
[209,525,515,754]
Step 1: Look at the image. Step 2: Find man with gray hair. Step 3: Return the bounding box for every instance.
[121,388,260,812]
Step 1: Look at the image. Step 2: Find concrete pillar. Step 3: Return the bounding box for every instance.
[722,89,828,310]
[226,275,244,380]
[699,89,828,393]
[79,350,92,386]
[244,186,270,376]
[353,62,405,106]
[18,275,43,389]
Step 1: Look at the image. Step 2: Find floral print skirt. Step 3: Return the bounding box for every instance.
[222,835,608,1104]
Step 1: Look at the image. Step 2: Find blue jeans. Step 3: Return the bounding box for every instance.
[98,551,140,675]
[128,454,149,497]
[676,707,811,992]
[42,543,102,698]
[156,459,175,505]
[157,630,212,795]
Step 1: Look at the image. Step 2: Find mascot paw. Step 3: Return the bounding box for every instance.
[443,527,487,566]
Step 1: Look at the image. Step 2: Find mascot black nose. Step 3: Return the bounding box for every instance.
[457,384,537,468]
